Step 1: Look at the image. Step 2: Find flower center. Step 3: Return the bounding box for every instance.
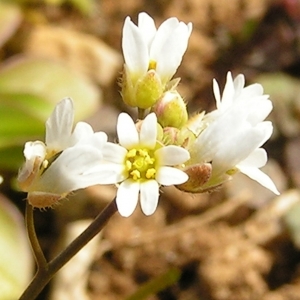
[125,148,156,181]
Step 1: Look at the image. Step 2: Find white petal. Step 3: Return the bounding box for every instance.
[239,166,280,195]
[102,142,127,164]
[212,127,268,172]
[220,72,235,109]
[140,180,159,215]
[242,83,263,97]
[70,121,94,144]
[238,148,268,169]
[116,179,140,217]
[88,163,127,184]
[24,141,46,161]
[18,141,46,182]
[70,123,108,149]
[151,20,192,82]
[45,98,74,149]
[235,96,272,124]
[117,113,139,148]
[193,113,256,165]
[122,17,148,75]
[89,132,108,149]
[138,12,156,50]
[139,113,157,148]
[155,145,190,165]
[156,166,188,185]
[33,145,104,194]
[255,121,273,147]
[233,74,245,96]
[213,79,221,108]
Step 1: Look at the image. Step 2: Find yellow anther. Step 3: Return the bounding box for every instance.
[125,147,157,181]
[145,156,154,165]
[138,149,148,157]
[42,160,49,169]
[125,160,132,170]
[146,168,156,179]
[127,149,137,158]
[131,170,141,180]
[148,60,157,70]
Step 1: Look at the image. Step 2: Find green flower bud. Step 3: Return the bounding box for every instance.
[121,65,164,109]
[151,90,188,129]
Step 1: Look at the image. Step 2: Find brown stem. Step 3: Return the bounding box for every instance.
[19,198,117,300]
[25,202,47,269]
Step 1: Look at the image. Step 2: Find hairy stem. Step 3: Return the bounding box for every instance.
[19,198,117,300]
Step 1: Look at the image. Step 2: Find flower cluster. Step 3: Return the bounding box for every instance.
[18,12,279,217]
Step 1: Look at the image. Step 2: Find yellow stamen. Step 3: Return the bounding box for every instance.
[131,170,141,180]
[124,147,157,181]
[127,149,137,158]
[146,168,156,179]
[42,160,49,169]
[126,160,132,170]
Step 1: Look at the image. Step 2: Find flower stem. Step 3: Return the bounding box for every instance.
[138,108,146,119]
[25,202,47,269]
[19,198,117,300]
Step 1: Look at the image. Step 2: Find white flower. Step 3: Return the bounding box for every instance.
[122,12,192,85]
[18,98,108,208]
[97,112,190,217]
[186,72,279,194]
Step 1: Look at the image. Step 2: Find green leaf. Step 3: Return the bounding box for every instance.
[0,194,33,300]
[0,57,100,121]
[0,57,101,171]
[0,93,50,145]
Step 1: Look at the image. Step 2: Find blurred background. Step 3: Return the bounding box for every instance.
[1,0,300,299]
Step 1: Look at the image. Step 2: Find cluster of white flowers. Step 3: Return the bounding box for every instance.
[18,12,279,217]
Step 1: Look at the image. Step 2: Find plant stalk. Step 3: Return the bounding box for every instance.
[19,198,117,300]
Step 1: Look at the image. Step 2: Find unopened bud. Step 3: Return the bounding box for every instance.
[152,90,188,129]
[121,65,164,109]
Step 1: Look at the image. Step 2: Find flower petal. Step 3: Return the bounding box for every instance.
[219,72,235,110]
[116,179,140,217]
[156,166,188,185]
[213,78,221,108]
[238,148,268,169]
[151,19,192,83]
[140,180,159,215]
[233,73,245,97]
[139,113,157,148]
[117,113,139,148]
[70,122,108,149]
[89,163,127,184]
[155,145,190,166]
[70,121,94,143]
[45,98,74,149]
[23,141,46,162]
[31,145,104,194]
[122,16,148,76]
[138,12,156,51]
[239,166,280,195]
[18,141,46,183]
[103,142,127,164]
